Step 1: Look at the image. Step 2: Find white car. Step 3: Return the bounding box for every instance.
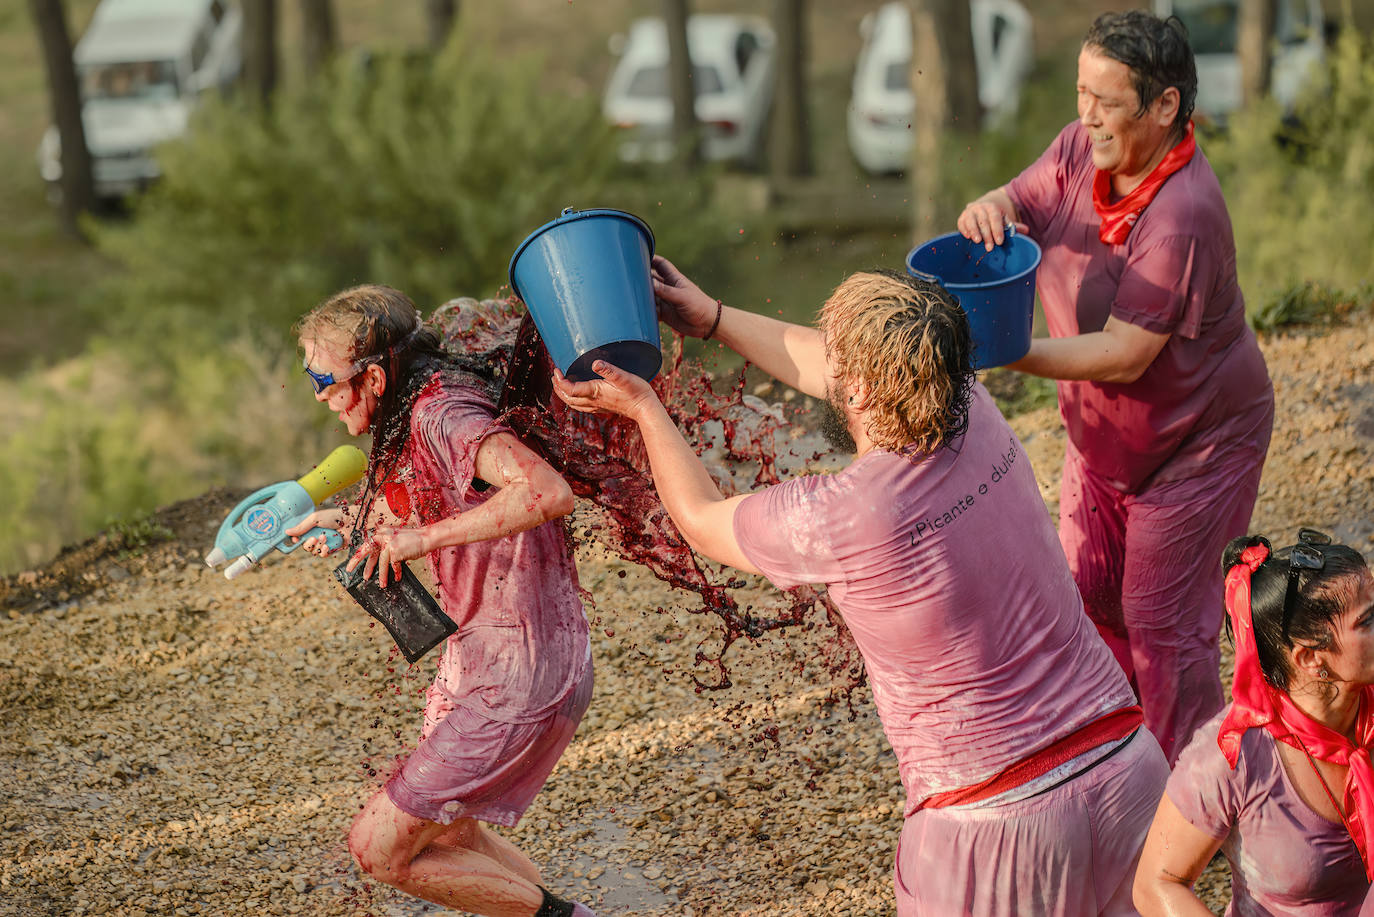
[1153,0,1325,124]
[37,0,242,200]
[602,14,776,166]
[847,0,1033,175]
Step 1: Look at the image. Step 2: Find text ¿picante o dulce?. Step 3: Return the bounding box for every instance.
[908,436,1020,545]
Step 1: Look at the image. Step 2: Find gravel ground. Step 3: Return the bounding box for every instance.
[2,315,1372,917]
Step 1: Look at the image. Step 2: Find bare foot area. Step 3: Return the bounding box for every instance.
[3,316,1372,916]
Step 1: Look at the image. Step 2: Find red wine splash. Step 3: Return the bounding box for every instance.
[431,296,865,712]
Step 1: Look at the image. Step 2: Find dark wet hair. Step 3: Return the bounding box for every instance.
[1223,534,1371,691]
[1083,10,1197,138]
[295,284,499,496]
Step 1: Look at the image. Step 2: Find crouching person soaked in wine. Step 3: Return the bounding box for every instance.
[553,262,1168,916]
[287,285,597,917]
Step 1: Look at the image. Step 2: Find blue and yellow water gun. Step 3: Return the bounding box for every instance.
[205,444,368,580]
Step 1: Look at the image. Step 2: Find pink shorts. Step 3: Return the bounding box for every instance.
[385,659,593,827]
[895,727,1168,916]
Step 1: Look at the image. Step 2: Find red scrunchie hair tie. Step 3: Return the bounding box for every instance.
[1239,543,1269,574]
[1218,543,1273,768]
[1222,543,1270,633]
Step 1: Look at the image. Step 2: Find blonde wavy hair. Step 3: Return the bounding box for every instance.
[818,270,974,455]
[294,284,429,364]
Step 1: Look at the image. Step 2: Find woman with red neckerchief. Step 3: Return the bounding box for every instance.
[1134,531,1374,914]
[957,10,1273,765]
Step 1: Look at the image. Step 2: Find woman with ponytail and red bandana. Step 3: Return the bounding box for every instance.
[1134,532,1374,914]
[957,10,1273,765]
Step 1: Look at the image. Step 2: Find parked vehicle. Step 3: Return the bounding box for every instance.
[847,0,1033,175]
[37,0,243,200]
[1153,0,1325,124]
[602,14,776,166]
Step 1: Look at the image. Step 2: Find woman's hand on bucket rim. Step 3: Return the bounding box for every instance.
[651,255,718,338]
[956,193,1026,252]
[552,361,660,424]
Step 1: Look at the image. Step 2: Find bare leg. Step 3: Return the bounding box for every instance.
[431,817,543,887]
[349,788,541,917]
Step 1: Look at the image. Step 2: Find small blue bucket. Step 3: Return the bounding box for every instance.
[905,231,1041,369]
[508,208,661,383]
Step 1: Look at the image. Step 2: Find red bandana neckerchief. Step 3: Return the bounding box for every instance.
[1091,120,1196,245]
[1217,543,1374,880]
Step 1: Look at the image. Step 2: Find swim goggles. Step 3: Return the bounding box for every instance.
[303,327,426,394]
[303,356,377,394]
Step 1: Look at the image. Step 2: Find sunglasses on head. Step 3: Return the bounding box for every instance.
[1280,528,1333,641]
[303,356,376,394]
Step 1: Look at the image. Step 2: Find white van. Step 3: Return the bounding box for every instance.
[846,0,1034,175]
[602,15,776,166]
[1153,0,1325,123]
[37,0,242,200]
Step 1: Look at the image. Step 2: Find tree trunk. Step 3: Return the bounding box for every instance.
[242,0,278,105]
[1337,0,1354,30]
[28,0,94,236]
[300,0,336,79]
[663,0,699,170]
[769,0,811,178]
[1238,0,1274,107]
[910,0,979,243]
[425,0,458,52]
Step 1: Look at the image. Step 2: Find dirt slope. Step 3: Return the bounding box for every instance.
[2,316,1372,917]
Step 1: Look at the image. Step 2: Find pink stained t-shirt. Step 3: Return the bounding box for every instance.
[1168,709,1370,915]
[1006,121,1272,493]
[393,373,589,725]
[733,384,1137,813]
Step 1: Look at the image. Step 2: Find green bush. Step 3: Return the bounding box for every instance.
[0,29,746,574]
[1206,29,1374,325]
[1249,279,1374,331]
[93,32,731,349]
[0,363,157,571]
[103,511,174,554]
[0,340,337,573]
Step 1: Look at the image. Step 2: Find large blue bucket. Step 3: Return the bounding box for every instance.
[905,231,1041,369]
[508,208,661,383]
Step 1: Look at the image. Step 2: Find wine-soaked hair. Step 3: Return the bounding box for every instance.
[296,284,498,496]
[818,269,974,455]
[1083,10,1197,136]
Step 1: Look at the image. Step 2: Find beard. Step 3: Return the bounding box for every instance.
[818,383,858,454]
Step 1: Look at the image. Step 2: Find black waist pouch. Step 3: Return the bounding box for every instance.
[333,559,456,664]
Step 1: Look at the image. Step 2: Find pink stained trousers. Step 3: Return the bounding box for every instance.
[1057,445,1266,764]
[894,728,1169,916]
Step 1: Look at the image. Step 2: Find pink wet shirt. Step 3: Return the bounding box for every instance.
[1169,709,1370,915]
[733,384,1136,813]
[1007,121,1272,492]
[394,374,589,725]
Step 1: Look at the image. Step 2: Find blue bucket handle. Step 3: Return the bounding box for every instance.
[909,267,945,289]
